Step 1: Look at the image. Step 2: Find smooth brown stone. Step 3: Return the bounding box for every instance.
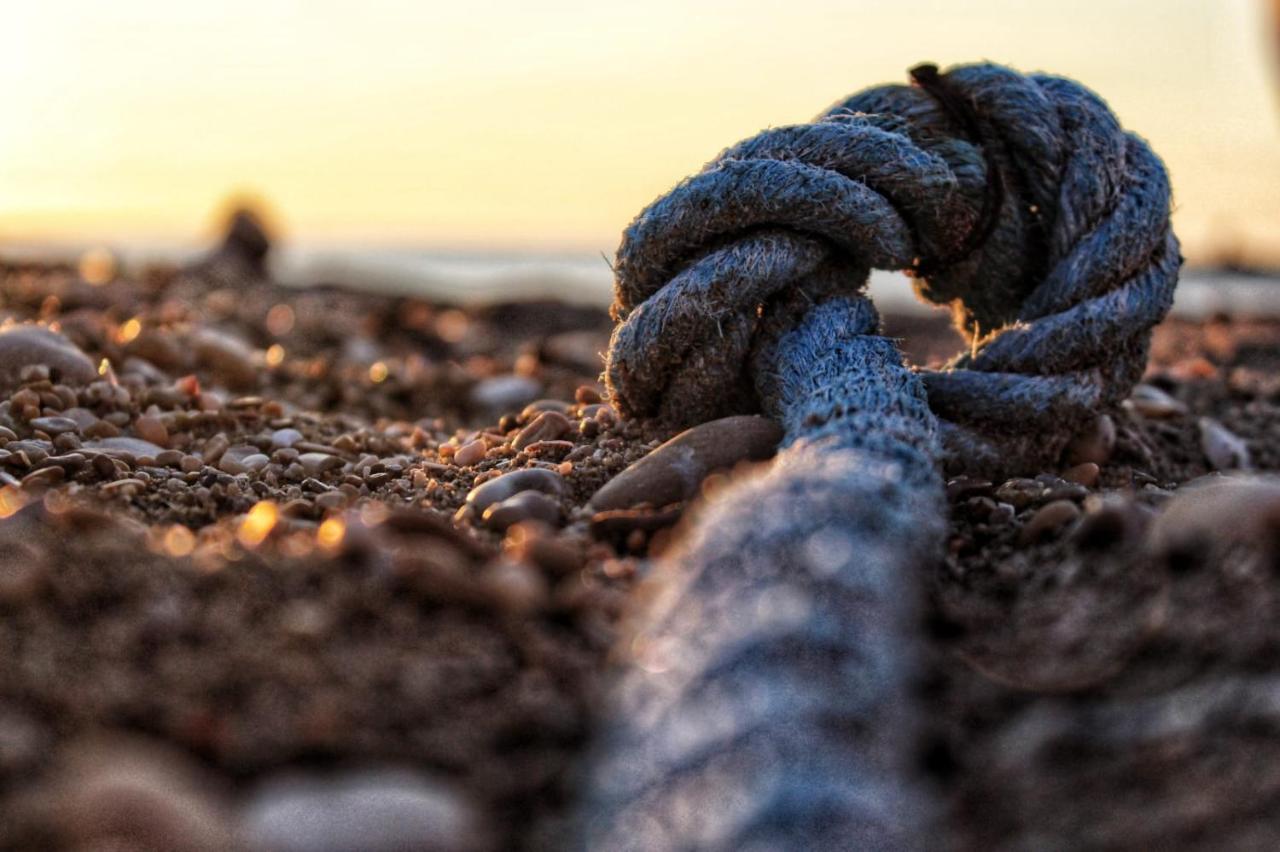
[512,411,571,450]
[1063,462,1101,488]
[190,328,258,390]
[0,325,97,392]
[1151,476,1280,558]
[1019,499,1082,544]
[133,415,169,448]
[452,440,486,467]
[588,415,782,511]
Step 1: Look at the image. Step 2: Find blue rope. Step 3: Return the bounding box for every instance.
[584,62,1179,850]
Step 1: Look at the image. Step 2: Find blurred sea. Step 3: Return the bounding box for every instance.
[274,247,1280,319]
[4,242,1280,318]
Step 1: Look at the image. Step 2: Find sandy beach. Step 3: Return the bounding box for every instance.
[0,220,1275,849]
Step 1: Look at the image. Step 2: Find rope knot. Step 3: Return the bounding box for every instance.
[604,61,1180,476]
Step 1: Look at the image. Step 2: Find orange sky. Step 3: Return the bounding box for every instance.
[1,0,1278,262]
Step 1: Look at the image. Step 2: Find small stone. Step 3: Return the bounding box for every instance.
[469,375,540,413]
[946,475,993,501]
[242,453,271,473]
[271,428,304,449]
[85,437,166,462]
[464,468,566,514]
[0,325,98,392]
[202,434,230,464]
[218,444,261,475]
[1064,413,1116,466]
[452,440,486,467]
[240,769,482,852]
[1150,476,1280,561]
[512,410,571,450]
[1062,462,1100,488]
[315,492,347,511]
[589,415,782,511]
[574,385,602,405]
[299,452,343,475]
[482,491,562,531]
[1019,499,1082,544]
[134,415,169,448]
[38,738,235,852]
[1198,417,1251,471]
[29,416,80,437]
[190,328,258,390]
[1128,383,1188,418]
[993,477,1047,510]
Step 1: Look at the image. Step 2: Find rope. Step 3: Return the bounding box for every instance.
[583,62,1179,850]
[604,61,1180,477]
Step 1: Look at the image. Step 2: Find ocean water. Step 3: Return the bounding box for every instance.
[274,247,1280,319]
[4,242,1280,317]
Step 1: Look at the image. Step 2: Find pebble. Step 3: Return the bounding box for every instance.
[1064,413,1116,466]
[239,769,482,852]
[271,428,304,449]
[993,478,1047,510]
[946,475,993,501]
[29,416,80,437]
[1198,416,1251,471]
[482,491,562,531]
[464,467,566,514]
[134,415,169,448]
[190,327,258,390]
[299,452,344,475]
[242,453,271,473]
[218,444,263,475]
[588,415,783,511]
[469,375,540,413]
[1062,462,1100,488]
[1150,476,1280,559]
[520,399,571,418]
[60,408,98,431]
[1128,383,1188,418]
[452,440,486,467]
[40,739,235,852]
[1020,499,1082,544]
[0,325,98,392]
[85,437,166,462]
[512,410,571,450]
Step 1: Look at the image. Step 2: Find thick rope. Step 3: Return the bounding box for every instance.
[584,62,1179,850]
[605,62,1180,477]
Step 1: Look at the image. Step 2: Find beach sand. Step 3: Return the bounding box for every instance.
[1,224,1279,849]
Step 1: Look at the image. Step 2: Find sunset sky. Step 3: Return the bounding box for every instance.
[2,0,1278,262]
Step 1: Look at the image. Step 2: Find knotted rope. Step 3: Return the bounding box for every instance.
[605,62,1180,477]
[583,62,1179,850]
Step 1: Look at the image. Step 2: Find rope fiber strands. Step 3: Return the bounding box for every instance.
[583,62,1179,849]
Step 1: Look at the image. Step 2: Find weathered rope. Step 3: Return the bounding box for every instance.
[605,62,1180,477]
[584,62,1179,850]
